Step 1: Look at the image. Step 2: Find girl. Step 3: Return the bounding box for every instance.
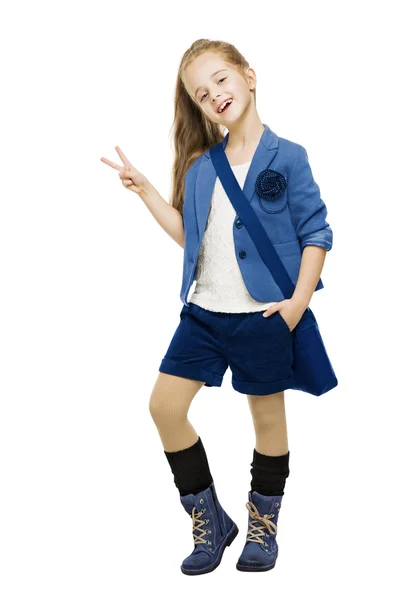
[101,38,333,576]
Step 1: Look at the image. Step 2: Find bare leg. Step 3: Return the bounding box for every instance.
[247,390,289,456]
[149,372,205,452]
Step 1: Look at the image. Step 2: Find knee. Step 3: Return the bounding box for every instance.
[251,415,279,433]
[148,393,165,422]
[251,407,284,432]
[148,391,188,425]
[249,392,285,428]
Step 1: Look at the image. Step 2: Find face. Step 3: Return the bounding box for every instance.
[183,51,256,125]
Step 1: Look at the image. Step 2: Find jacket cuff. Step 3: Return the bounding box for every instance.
[301,229,333,252]
[288,145,333,253]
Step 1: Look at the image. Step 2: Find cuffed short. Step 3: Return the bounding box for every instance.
[158,302,294,396]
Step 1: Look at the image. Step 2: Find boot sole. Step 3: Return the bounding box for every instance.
[181,522,239,576]
[236,560,276,572]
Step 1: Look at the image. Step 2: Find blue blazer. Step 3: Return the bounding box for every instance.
[180,123,333,307]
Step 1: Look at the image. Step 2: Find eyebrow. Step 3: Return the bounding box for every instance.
[194,69,228,98]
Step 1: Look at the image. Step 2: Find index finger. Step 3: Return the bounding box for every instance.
[100,157,123,171]
[115,146,132,168]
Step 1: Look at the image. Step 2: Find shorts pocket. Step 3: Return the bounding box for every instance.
[276,310,292,334]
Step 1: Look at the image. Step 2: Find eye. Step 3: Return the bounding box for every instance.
[200,77,227,102]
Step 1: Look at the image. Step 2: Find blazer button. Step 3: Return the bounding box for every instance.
[239,250,246,259]
[235,218,243,228]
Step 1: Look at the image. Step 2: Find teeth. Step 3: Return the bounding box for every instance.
[219,99,232,113]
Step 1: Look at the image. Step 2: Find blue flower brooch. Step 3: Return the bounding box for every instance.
[255,169,286,200]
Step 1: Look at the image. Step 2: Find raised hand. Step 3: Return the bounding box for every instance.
[100,146,149,195]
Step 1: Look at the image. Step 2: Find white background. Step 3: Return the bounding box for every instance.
[1,0,414,597]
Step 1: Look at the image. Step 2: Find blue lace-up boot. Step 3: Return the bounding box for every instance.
[179,481,239,575]
[236,490,282,572]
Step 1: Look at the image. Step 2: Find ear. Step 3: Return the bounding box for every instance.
[245,67,256,89]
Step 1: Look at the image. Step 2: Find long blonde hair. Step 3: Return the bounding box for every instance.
[169,39,255,214]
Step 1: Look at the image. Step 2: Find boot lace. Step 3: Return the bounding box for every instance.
[245,501,279,545]
[191,506,211,546]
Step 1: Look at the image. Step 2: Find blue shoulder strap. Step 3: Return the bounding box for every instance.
[210,141,295,299]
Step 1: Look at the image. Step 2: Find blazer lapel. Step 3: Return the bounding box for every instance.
[194,123,280,238]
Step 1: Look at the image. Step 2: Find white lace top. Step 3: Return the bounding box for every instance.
[188,160,276,313]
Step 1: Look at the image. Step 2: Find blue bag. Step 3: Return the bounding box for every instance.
[210,142,338,396]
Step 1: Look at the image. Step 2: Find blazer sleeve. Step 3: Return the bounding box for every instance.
[287,144,333,252]
[181,159,200,237]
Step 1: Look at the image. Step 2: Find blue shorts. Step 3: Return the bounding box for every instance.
[158,302,294,396]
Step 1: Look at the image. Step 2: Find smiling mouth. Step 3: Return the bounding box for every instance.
[218,98,233,114]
